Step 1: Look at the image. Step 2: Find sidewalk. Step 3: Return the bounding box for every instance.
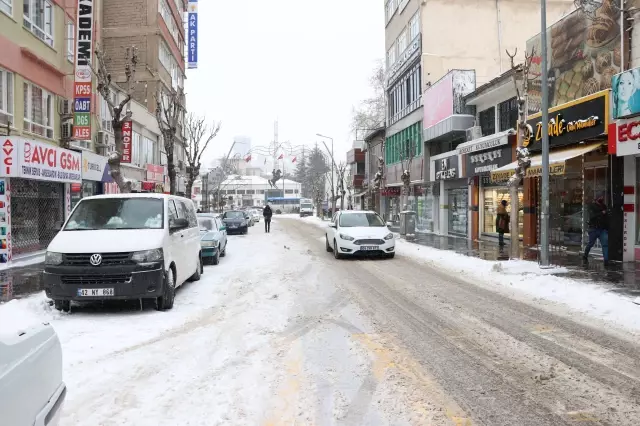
[402,231,640,300]
[0,262,44,303]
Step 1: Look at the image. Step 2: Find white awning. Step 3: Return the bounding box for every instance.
[456,129,515,155]
[490,142,603,183]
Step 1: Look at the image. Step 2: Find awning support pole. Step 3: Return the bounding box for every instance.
[540,0,551,266]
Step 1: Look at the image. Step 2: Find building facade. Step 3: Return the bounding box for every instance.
[347,142,366,210]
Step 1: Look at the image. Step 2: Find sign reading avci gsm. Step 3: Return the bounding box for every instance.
[521,90,609,152]
[73,0,95,141]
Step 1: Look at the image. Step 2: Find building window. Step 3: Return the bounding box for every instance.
[159,41,172,70]
[387,43,396,68]
[66,21,75,62]
[236,189,245,195]
[499,97,518,132]
[23,0,54,47]
[100,89,117,133]
[143,136,157,165]
[385,0,396,23]
[478,107,496,136]
[132,131,143,165]
[159,0,180,47]
[409,10,420,40]
[258,189,265,194]
[397,30,407,56]
[388,64,420,124]
[246,189,255,195]
[0,68,14,127]
[23,81,53,139]
[398,0,409,12]
[285,189,294,194]
[1,0,12,16]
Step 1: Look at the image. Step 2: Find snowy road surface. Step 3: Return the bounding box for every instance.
[2,217,640,425]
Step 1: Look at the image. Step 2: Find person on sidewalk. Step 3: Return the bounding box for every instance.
[583,195,609,266]
[263,204,273,233]
[496,200,510,248]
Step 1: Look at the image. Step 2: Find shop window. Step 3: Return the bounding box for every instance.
[0,67,14,126]
[478,107,495,136]
[483,187,523,238]
[499,97,518,131]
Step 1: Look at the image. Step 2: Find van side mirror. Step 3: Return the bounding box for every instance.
[328,223,336,228]
[170,218,189,230]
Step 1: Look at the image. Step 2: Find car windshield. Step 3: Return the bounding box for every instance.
[65,198,164,230]
[301,203,312,209]
[339,212,385,227]
[198,217,215,231]
[223,211,244,219]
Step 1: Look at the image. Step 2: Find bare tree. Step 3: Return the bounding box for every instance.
[506,47,535,259]
[398,141,415,210]
[93,45,138,193]
[156,88,185,195]
[345,168,353,210]
[370,156,385,213]
[351,61,386,132]
[184,113,221,199]
[336,162,347,210]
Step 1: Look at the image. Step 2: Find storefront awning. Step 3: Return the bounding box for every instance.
[456,128,514,154]
[490,142,603,183]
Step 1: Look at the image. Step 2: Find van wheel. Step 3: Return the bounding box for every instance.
[190,256,202,281]
[54,300,70,312]
[157,269,175,311]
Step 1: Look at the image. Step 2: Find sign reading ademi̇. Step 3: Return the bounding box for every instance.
[73,0,94,141]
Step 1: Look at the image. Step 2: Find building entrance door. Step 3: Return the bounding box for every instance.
[583,166,608,252]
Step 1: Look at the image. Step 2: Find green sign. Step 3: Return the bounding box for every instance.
[74,113,90,127]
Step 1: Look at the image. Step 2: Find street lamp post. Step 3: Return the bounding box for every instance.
[540,0,550,266]
[316,133,334,216]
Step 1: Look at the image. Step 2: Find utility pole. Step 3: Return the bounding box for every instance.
[540,0,550,266]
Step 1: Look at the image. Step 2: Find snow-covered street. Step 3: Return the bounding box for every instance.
[3,216,640,425]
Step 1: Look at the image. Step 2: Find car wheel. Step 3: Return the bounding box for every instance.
[212,249,220,265]
[325,235,333,252]
[54,299,70,312]
[189,256,202,281]
[221,243,227,257]
[157,269,175,311]
[333,240,342,259]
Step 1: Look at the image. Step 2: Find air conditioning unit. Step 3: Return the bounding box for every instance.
[96,131,109,146]
[61,122,73,139]
[465,126,482,142]
[60,99,73,116]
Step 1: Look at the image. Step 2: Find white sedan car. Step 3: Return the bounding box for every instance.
[325,210,395,259]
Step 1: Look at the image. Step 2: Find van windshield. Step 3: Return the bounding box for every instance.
[65,198,164,230]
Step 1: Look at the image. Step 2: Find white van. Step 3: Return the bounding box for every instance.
[43,193,203,312]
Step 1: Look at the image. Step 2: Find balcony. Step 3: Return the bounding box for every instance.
[347,148,365,164]
[351,174,365,189]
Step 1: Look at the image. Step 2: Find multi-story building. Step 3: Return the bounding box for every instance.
[363,127,385,214]
[347,141,366,210]
[382,0,574,230]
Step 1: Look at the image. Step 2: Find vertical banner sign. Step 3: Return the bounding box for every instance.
[187,0,198,69]
[121,120,133,163]
[0,178,11,263]
[73,0,95,140]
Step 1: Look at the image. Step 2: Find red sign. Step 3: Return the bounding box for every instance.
[616,118,640,157]
[380,187,401,196]
[74,82,92,96]
[2,139,13,176]
[145,164,164,182]
[121,120,132,163]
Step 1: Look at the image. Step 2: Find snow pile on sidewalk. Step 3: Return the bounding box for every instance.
[397,239,640,333]
[276,213,328,228]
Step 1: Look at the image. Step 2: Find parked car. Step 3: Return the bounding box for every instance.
[251,209,261,223]
[221,210,250,234]
[325,210,395,259]
[197,213,228,265]
[43,193,204,312]
[0,323,66,426]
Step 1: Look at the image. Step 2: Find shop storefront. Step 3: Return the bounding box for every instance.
[0,137,82,262]
[381,186,401,223]
[490,91,614,257]
[457,130,521,242]
[141,164,167,193]
[431,151,468,237]
[71,151,114,210]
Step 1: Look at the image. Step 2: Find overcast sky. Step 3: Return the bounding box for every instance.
[184,0,384,170]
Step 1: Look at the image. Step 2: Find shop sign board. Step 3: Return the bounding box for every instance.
[146,164,165,182]
[121,120,133,163]
[73,0,95,141]
[491,163,565,183]
[0,178,11,263]
[81,151,113,182]
[380,187,401,196]
[465,146,512,176]
[0,138,81,184]
[522,91,608,151]
[615,117,640,156]
[187,0,198,69]
[433,155,459,180]
[612,67,640,119]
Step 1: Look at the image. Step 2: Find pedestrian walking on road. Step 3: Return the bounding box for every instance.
[583,194,609,267]
[496,200,510,248]
[263,204,273,233]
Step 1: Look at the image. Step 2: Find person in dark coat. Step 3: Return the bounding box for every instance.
[583,195,609,266]
[496,199,510,248]
[263,204,273,233]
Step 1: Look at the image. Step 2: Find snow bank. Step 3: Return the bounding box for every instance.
[0,253,45,270]
[397,239,640,333]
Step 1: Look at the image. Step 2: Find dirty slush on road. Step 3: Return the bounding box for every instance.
[281,217,640,426]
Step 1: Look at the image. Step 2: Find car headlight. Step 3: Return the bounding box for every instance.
[201,240,219,248]
[384,233,394,240]
[339,233,354,241]
[131,248,163,263]
[45,251,63,266]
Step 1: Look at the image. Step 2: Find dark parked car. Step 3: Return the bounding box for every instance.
[221,210,250,235]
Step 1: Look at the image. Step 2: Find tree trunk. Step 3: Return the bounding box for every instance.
[110,121,130,193]
[166,150,176,195]
[509,185,519,257]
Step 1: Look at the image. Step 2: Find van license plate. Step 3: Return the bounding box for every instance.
[77,288,115,297]
[361,246,379,251]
